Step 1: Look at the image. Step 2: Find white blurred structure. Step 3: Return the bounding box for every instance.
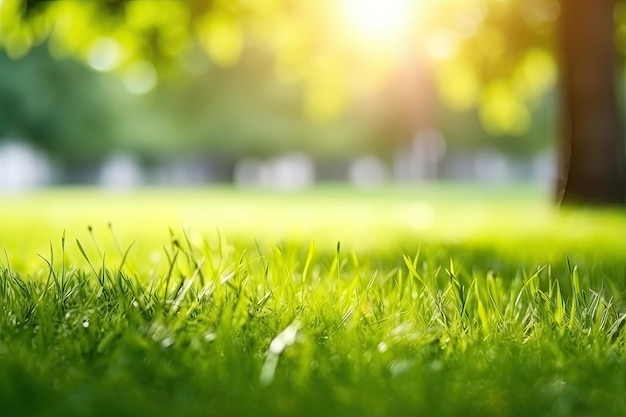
[0,140,51,191]
[234,153,314,190]
[349,155,389,188]
[0,135,557,189]
[99,152,143,190]
[473,150,510,183]
[441,149,557,184]
[532,150,558,186]
[154,157,208,185]
[393,129,446,181]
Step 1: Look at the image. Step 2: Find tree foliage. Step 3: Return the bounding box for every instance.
[0,0,566,138]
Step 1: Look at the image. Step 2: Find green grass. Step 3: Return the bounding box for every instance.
[1,185,626,416]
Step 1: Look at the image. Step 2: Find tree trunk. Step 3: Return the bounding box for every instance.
[558,0,626,205]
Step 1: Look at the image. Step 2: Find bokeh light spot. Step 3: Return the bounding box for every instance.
[88,38,122,72]
[341,0,414,44]
[123,61,157,94]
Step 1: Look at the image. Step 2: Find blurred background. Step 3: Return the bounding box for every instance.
[0,0,593,192]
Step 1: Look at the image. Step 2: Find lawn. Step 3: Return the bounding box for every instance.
[1,184,626,417]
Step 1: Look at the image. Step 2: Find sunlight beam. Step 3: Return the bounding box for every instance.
[341,0,415,44]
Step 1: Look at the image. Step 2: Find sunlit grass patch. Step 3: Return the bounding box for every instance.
[1,185,626,416]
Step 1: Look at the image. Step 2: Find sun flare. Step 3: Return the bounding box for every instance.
[341,0,415,44]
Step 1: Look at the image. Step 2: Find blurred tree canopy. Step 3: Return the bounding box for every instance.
[0,44,387,164]
[0,0,626,201]
[0,0,560,133]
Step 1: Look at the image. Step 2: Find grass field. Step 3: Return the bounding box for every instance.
[1,184,626,416]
